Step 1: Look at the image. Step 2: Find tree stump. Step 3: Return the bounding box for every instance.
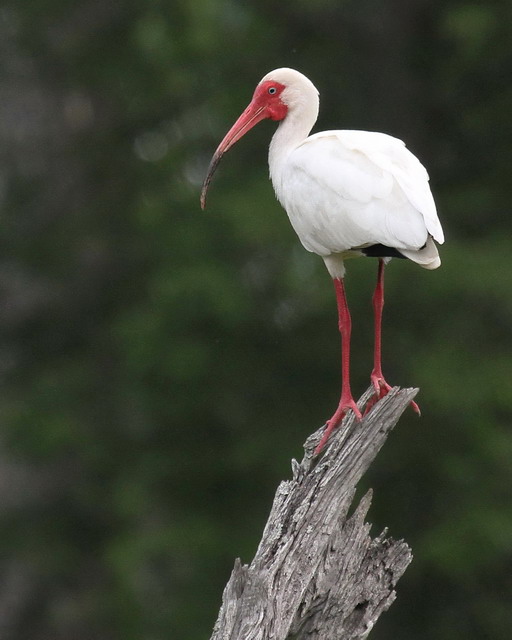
[209,386,417,640]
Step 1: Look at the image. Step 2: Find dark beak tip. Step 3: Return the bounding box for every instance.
[200,183,209,210]
[200,148,225,211]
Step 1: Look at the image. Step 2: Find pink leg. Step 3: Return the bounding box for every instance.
[366,259,420,414]
[315,278,362,453]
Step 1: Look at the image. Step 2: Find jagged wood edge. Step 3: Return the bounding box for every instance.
[210,386,417,640]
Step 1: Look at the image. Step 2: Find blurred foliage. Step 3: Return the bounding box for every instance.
[0,0,511,639]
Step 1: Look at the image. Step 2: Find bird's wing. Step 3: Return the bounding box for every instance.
[337,130,444,243]
[281,130,444,256]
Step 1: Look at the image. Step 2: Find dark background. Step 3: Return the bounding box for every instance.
[1,1,511,638]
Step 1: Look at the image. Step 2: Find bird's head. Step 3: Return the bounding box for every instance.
[200,68,319,209]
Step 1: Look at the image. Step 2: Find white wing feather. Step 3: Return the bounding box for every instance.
[274,130,444,258]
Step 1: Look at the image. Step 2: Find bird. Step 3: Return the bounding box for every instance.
[200,67,444,453]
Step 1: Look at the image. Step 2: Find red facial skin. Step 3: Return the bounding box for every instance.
[200,81,288,209]
[252,81,288,121]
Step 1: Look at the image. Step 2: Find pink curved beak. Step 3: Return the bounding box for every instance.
[200,101,268,210]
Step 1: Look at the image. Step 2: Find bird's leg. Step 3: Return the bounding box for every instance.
[365,259,420,414]
[369,258,389,399]
[315,277,362,453]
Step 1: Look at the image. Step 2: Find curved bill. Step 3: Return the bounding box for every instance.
[200,102,268,209]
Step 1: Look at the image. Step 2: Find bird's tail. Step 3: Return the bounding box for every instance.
[398,235,441,270]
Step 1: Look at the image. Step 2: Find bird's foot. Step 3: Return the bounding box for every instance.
[364,373,421,415]
[315,395,362,454]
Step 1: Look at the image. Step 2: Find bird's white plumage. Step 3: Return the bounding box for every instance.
[275,129,442,254]
[264,68,444,278]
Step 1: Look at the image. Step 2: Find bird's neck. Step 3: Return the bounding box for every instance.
[268,100,318,180]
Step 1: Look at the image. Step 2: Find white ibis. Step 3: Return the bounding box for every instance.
[201,68,444,452]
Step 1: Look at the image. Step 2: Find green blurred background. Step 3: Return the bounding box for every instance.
[0,0,511,638]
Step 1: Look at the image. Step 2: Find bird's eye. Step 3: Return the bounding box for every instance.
[268,87,277,95]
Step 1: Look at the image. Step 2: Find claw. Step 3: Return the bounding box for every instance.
[364,375,420,415]
[315,398,362,454]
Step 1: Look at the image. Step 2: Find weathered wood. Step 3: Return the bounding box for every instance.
[210,387,417,640]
